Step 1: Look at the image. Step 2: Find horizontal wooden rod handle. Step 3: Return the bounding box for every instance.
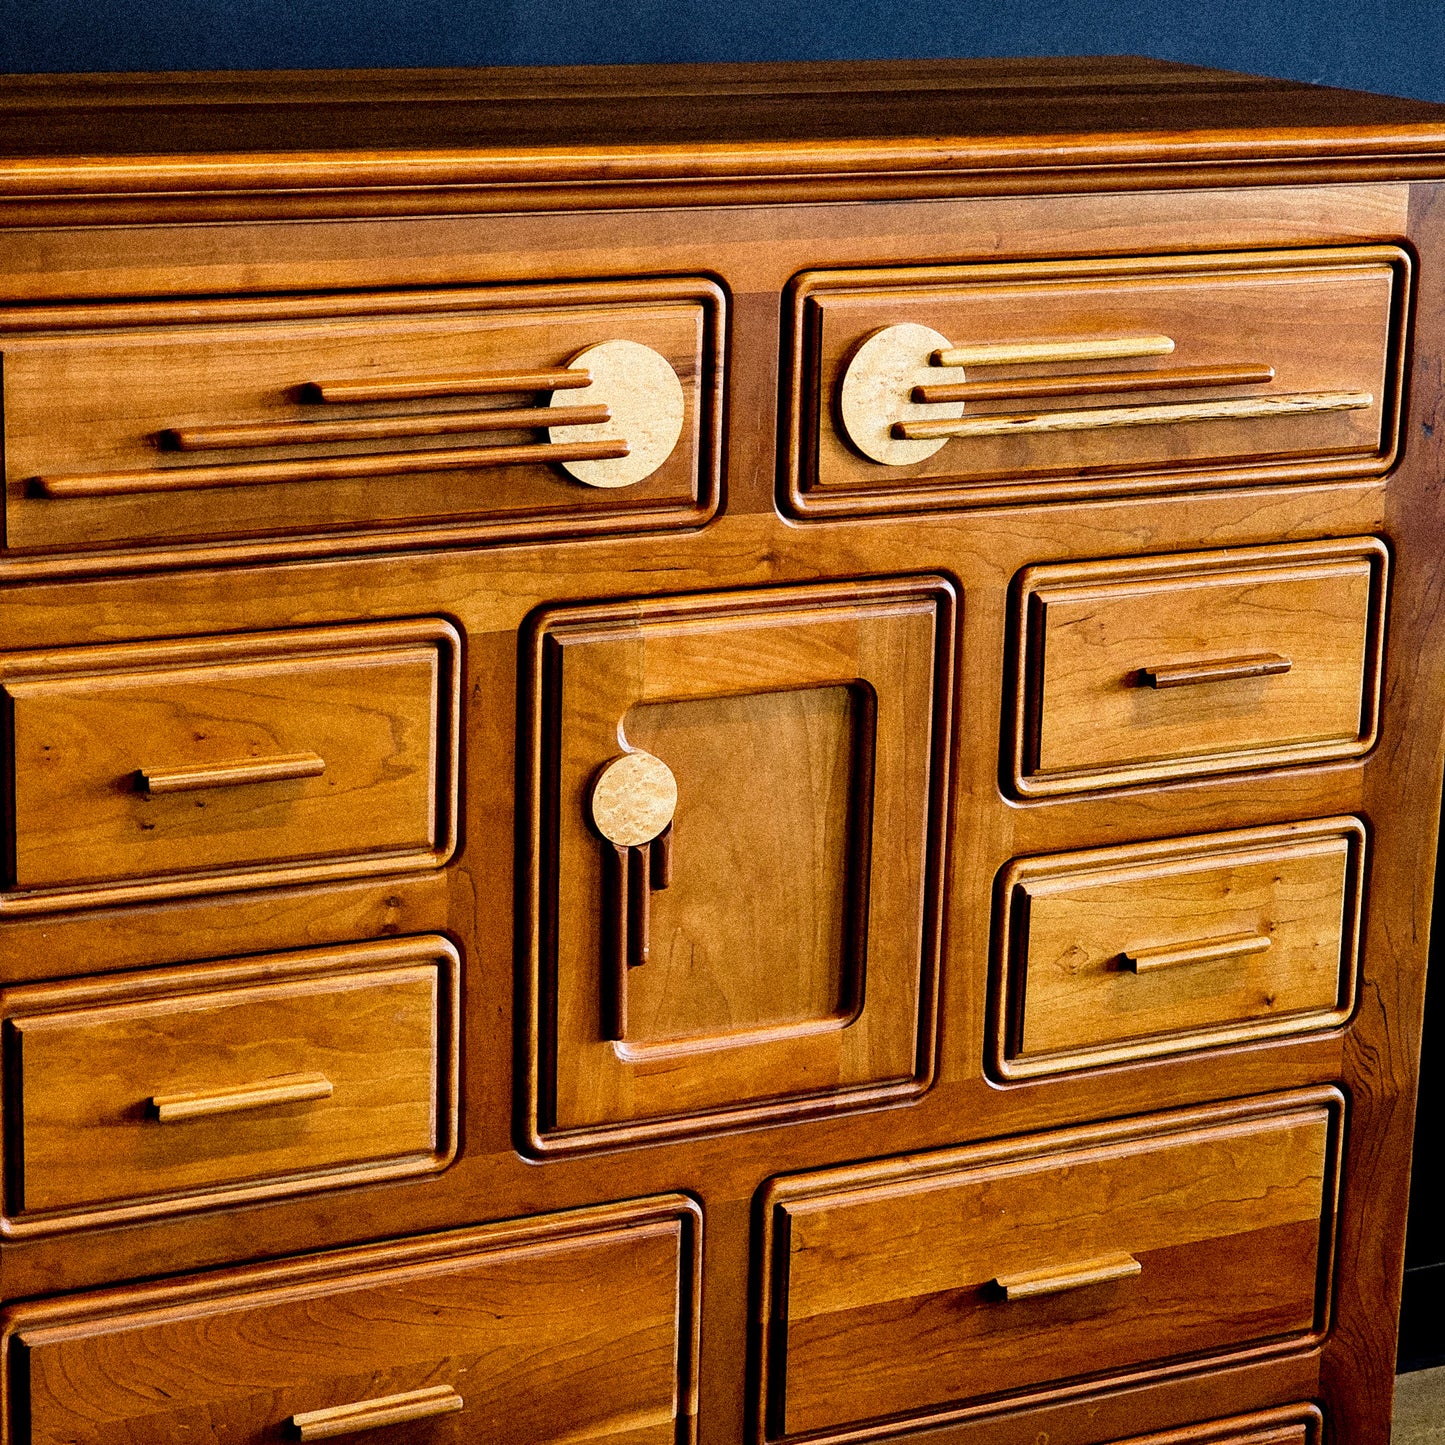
[288,1384,463,1440]
[160,402,611,451]
[1122,932,1273,974]
[993,1252,1141,1302]
[301,369,592,403]
[931,335,1176,368]
[138,751,326,795]
[151,1071,334,1123]
[1139,652,1293,688]
[34,438,630,498]
[894,391,1374,440]
[912,362,1277,405]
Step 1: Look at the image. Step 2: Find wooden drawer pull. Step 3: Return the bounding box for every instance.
[138,751,326,794]
[34,440,630,498]
[1138,652,1293,688]
[932,335,1176,367]
[160,402,611,451]
[912,362,1276,405]
[893,391,1373,441]
[288,1384,464,1440]
[301,368,592,403]
[150,1071,334,1123]
[1122,931,1273,974]
[992,1252,1142,1301]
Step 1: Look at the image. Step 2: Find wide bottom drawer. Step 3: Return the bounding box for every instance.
[757,1090,1341,1440]
[3,1196,701,1445]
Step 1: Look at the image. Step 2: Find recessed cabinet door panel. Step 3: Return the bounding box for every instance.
[757,1091,1340,1441]
[525,579,954,1150]
[3,1196,701,1445]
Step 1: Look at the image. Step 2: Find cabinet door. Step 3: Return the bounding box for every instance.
[524,578,954,1150]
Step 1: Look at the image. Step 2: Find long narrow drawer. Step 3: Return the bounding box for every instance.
[0,618,460,912]
[757,1090,1341,1440]
[1,277,722,558]
[786,246,1405,517]
[1011,538,1387,794]
[1,936,459,1234]
[2,1196,701,1445]
[993,818,1364,1078]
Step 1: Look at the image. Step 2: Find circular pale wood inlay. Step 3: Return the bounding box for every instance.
[838,323,966,466]
[551,340,686,488]
[590,750,678,847]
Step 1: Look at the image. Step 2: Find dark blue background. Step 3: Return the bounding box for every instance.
[0,0,1443,103]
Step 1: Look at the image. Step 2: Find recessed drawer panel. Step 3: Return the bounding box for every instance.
[757,1091,1340,1441]
[787,247,1405,517]
[1012,538,1387,794]
[0,618,460,912]
[994,819,1363,1078]
[2,936,458,1233]
[1,278,721,558]
[2,1195,701,1445]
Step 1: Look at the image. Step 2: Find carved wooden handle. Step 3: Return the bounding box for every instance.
[137,751,326,795]
[150,1071,334,1123]
[932,335,1175,367]
[893,392,1373,441]
[1138,653,1293,689]
[1122,932,1272,974]
[912,363,1276,405]
[300,367,593,403]
[288,1384,463,1440]
[992,1252,1142,1301]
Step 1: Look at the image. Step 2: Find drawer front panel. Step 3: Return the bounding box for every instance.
[3,936,459,1231]
[995,818,1363,1077]
[1013,538,1387,794]
[1106,1408,1321,1445]
[526,578,953,1151]
[787,247,1405,516]
[0,619,460,911]
[4,1196,700,1445]
[1,279,721,556]
[759,1091,1340,1440]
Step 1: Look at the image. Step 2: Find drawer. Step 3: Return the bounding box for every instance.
[993,819,1364,1078]
[1,936,459,1233]
[0,618,460,912]
[786,247,1406,517]
[525,578,953,1151]
[0,278,721,557]
[2,1195,701,1445]
[1012,537,1387,794]
[757,1089,1340,1440]
[1104,1409,1322,1445]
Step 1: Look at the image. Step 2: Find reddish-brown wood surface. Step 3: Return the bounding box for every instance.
[0,58,1443,1445]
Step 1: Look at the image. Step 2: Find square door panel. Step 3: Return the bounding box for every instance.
[524,578,954,1151]
[1011,537,1387,795]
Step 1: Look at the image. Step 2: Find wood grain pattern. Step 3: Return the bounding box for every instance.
[791,248,1405,515]
[3,278,720,553]
[1013,537,1387,794]
[0,936,459,1232]
[993,819,1364,1078]
[0,619,460,912]
[2,1194,702,1445]
[526,578,952,1150]
[758,1090,1341,1440]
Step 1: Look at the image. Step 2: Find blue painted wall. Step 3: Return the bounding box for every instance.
[1,0,1443,104]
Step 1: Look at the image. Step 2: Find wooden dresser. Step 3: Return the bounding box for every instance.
[1,55,1443,1445]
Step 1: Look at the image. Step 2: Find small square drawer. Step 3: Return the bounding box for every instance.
[786,246,1405,517]
[1,936,459,1234]
[1011,537,1387,794]
[2,1195,701,1445]
[993,818,1364,1078]
[756,1090,1340,1441]
[525,578,954,1152]
[1,277,721,558]
[0,618,460,913]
